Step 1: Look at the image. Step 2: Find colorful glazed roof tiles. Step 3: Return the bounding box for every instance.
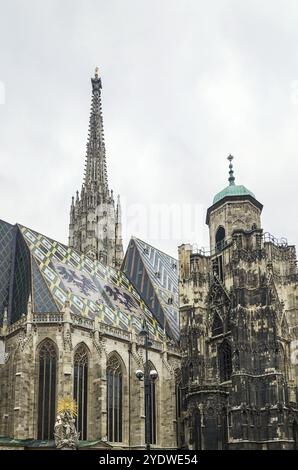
[122,237,179,342]
[0,220,165,341]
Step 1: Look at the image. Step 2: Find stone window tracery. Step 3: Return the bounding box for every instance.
[37,339,57,440]
[73,343,89,440]
[107,354,123,442]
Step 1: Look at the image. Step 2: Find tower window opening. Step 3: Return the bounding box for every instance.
[215,226,226,251]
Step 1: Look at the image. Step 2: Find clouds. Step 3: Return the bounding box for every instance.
[0,0,298,258]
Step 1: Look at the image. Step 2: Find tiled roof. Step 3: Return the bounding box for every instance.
[0,220,166,341]
[213,184,255,204]
[122,237,179,341]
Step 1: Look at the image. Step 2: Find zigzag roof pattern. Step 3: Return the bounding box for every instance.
[122,237,179,341]
[0,219,165,341]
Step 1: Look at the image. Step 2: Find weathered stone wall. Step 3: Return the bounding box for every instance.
[179,198,298,450]
[69,195,123,269]
[0,311,180,449]
[208,200,262,250]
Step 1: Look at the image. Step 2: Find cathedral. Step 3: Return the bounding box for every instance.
[0,69,297,450]
[0,69,180,450]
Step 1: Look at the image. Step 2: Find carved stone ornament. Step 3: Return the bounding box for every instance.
[54,411,79,450]
[63,329,73,351]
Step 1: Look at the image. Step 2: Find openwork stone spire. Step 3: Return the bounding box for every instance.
[84,67,108,196]
[68,68,124,269]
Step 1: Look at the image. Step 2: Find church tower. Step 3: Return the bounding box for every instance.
[68,68,123,268]
[179,156,298,450]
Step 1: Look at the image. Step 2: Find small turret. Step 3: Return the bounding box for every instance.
[206,155,263,250]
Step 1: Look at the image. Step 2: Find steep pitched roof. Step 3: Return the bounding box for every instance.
[122,237,179,341]
[0,220,15,318]
[0,220,165,341]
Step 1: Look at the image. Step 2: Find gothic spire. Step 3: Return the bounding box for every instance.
[69,69,124,268]
[83,67,108,195]
[227,154,235,186]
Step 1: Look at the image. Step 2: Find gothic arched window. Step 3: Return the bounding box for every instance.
[147,361,157,444]
[107,354,123,442]
[218,340,232,382]
[73,344,89,440]
[215,226,225,250]
[212,312,224,336]
[37,340,57,440]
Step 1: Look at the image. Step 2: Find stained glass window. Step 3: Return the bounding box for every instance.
[73,344,89,440]
[107,355,123,442]
[37,340,57,440]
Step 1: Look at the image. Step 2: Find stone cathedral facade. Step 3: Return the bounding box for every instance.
[0,70,180,450]
[0,69,298,451]
[179,157,298,450]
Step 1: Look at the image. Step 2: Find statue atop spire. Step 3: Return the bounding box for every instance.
[91,66,102,93]
[227,154,235,186]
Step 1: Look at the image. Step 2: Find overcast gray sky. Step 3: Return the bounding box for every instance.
[1,0,298,258]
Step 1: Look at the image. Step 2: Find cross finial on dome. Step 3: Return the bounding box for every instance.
[227,154,235,186]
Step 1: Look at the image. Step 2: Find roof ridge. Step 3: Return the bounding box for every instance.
[132,236,178,262]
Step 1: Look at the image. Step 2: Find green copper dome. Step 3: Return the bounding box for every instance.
[213,154,255,205]
[213,184,255,204]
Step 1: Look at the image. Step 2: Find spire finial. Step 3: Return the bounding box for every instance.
[95,66,99,78]
[227,154,235,186]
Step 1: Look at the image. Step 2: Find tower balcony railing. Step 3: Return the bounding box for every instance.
[192,237,232,257]
[263,232,288,247]
[191,231,289,258]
